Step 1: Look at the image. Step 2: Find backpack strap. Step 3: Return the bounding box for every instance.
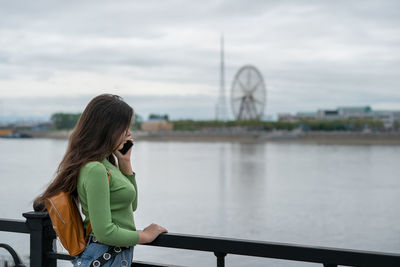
[86,169,111,238]
[106,169,111,184]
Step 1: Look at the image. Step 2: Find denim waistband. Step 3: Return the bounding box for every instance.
[88,235,130,250]
[72,236,134,267]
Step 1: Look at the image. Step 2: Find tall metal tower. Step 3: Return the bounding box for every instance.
[215,34,228,121]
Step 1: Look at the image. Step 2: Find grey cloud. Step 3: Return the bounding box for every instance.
[0,0,399,120]
[0,94,219,122]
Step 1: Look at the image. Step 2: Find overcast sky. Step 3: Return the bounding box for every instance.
[0,0,399,122]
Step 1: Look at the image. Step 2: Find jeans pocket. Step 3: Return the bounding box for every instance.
[80,242,110,263]
[109,247,134,267]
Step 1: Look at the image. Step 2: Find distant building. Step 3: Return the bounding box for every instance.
[297,112,318,120]
[337,106,372,118]
[31,122,55,131]
[371,110,400,129]
[278,106,400,129]
[141,118,173,131]
[317,109,339,120]
[0,129,13,136]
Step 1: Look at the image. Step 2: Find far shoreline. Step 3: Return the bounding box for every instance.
[11,129,400,145]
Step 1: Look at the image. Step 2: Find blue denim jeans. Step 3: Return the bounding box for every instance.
[71,237,134,267]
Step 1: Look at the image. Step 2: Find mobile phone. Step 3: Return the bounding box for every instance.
[119,140,133,155]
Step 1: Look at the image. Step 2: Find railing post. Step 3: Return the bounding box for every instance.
[214,251,227,267]
[23,211,56,267]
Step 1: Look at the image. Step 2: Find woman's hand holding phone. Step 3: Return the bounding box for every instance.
[119,139,134,155]
[115,137,134,174]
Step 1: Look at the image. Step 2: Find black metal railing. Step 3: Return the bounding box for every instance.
[1,211,400,267]
[0,243,26,267]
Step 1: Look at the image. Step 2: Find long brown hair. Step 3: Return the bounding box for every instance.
[33,94,134,211]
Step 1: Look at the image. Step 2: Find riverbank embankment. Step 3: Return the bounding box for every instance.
[16,129,400,145]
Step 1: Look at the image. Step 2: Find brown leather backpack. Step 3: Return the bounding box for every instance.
[45,169,111,256]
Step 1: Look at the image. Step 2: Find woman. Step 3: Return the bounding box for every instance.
[33,94,168,266]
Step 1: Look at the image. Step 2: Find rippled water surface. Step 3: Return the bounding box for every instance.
[1,139,400,266]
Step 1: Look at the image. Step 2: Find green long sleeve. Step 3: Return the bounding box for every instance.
[122,172,138,211]
[77,160,139,247]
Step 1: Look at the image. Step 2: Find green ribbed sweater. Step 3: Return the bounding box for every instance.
[77,158,139,247]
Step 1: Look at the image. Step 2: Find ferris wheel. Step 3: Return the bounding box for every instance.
[231,65,266,120]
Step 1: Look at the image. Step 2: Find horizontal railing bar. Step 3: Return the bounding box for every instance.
[0,219,30,234]
[144,232,400,267]
[4,212,400,267]
[133,260,186,267]
[47,252,73,261]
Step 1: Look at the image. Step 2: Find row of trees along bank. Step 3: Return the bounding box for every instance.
[172,119,387,131]
[50,113,393,132]
[50,113,143,130]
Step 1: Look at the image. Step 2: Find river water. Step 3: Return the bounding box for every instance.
[0,138,399,267]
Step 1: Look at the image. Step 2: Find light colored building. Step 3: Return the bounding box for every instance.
[297,112,318,120]
[277,113,296,122]
[371,110,400,129]
[337,106,372,119]
[278,106,400,129]
[316,109,340,120]
[141,119,173,131]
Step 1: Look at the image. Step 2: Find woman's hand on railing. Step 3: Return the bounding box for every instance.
[138,223,168,244]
